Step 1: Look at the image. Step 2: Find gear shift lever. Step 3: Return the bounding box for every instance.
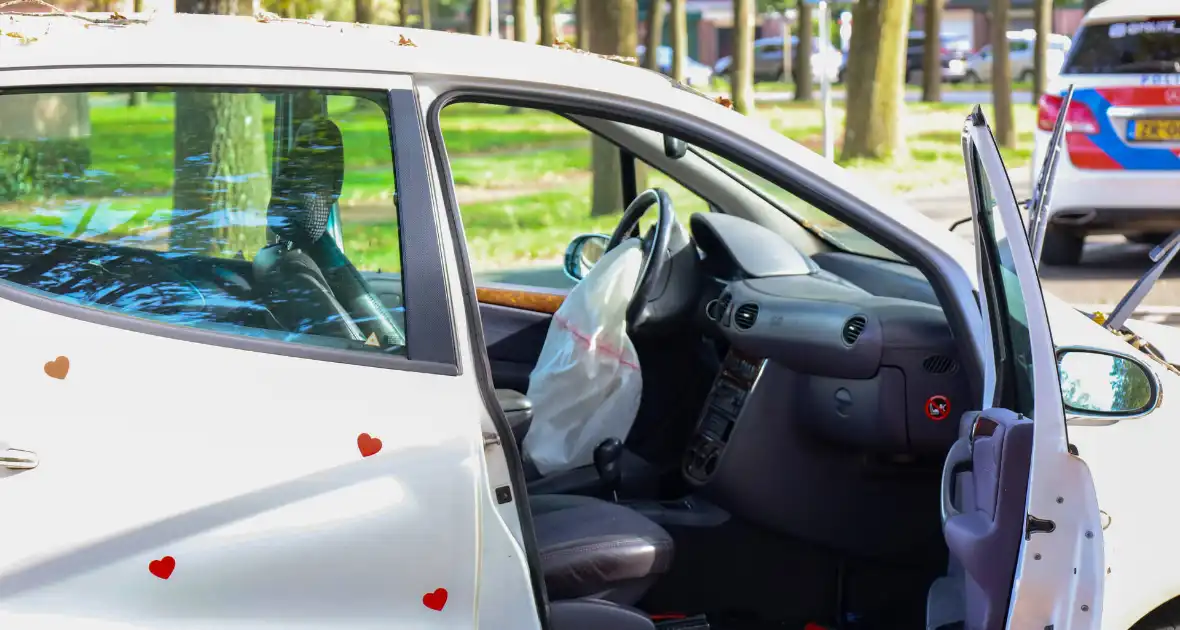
[593,438,624,501]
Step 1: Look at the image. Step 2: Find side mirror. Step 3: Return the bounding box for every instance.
[1058,347,1159,420]
[563,233,610,282]
[664,135,687,159]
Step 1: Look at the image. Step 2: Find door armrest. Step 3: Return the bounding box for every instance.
[495,388,533,444]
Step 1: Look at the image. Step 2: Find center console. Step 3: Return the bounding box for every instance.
[683,349,765,484]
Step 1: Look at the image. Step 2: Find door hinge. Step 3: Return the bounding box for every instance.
[482,432,501,448]
[1026,514,1056,540]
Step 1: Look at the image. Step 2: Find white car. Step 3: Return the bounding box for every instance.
[5,10,1179,630]
[964,29,1073,84]
[1030,0,1180,266]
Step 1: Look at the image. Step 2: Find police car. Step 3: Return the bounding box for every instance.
[1031,0,1180,266]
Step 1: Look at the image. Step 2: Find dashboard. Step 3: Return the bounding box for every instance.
[681,212,972,487]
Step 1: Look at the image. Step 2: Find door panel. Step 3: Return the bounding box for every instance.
[364,276,560,393]
[0,297,480,628]
[480,303,553,392]
[952,107,1104,629]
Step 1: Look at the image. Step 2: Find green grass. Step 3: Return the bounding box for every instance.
[0,92,1039,272]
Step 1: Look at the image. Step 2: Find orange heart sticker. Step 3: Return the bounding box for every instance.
[44,356,70,380]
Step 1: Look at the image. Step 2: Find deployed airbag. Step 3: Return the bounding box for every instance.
[523,239,644,477]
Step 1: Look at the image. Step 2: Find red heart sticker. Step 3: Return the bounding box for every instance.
[422,587,448,611]
[149,555,176,580]
[357,433,383,458]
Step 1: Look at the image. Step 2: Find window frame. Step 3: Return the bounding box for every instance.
[0,67,457,376]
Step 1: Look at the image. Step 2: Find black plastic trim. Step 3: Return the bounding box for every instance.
[424,90,552,628]
[0,86,457,377]
[388,89,459,366]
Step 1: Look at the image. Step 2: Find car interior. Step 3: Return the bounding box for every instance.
[0,88,1032,630]
[429,99,1035,630]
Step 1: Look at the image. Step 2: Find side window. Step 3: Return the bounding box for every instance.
[1010,39,1031,53]
[437,104,710,290]
[0,87,406,356]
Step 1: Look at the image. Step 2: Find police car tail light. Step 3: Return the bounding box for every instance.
[1037,93,1100,135]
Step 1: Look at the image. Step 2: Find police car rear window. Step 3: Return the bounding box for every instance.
[1062,17,1180,75]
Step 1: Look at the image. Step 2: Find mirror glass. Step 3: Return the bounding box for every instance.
[1058,350,1156,416]
[563,233,609,281]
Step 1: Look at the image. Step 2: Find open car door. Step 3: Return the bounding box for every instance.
[935,107,1105,630]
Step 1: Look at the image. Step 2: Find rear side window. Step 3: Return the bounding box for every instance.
[0,87,407,356]
[1062,17,1180,74]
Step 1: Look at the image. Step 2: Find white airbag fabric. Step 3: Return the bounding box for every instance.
[522,238,644,477]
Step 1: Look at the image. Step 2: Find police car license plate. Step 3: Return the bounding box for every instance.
[1128,119,1180,142]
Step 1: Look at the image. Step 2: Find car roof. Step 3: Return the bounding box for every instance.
[0,12,679,100]
[1082,0,1179,23]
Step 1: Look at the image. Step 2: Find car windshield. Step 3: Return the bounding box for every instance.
[1062,17,1180,74]
[688,145,902,263]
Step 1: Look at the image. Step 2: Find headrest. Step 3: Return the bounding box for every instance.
[267,118,345,245]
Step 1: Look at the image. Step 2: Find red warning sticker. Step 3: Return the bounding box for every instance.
[925,395,951,422]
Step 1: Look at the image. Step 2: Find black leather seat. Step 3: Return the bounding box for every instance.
[531,494,674,605]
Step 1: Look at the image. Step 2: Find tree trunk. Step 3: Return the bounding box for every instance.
[643,0,665,71]
[355,0,373,23]
[840,0,912,161]
[921,0,944,102]
[471,0,489,35]
[422,0,432,29]
[576,0,589,47]
[540,0,556,45]
[587,0,638,217]
[991,0,1016,148]
[669,0,686,82]
[171,0,268,256]
[399,1,409,25]
[513,0,535,43]
[795,0,813,100]
[1032,0,1051,103]
[731,0,754,114]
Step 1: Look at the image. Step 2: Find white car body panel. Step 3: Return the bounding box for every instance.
[0,12,1163,628]
[0,62,541,629]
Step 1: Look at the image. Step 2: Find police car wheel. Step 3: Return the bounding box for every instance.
[1040,228,1084,266]
[1132,597,1180,629]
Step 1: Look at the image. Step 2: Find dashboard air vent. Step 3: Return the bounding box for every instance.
[717,292,732,326]
[842,316,867,345]
[734,303,759,330]
[923,355,959,374]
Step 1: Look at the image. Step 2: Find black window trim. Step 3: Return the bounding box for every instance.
[0,83,458,376]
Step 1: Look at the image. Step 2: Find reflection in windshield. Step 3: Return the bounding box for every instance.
[687,146,903,262]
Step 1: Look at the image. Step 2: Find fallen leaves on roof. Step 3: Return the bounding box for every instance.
[715,95,733,109]
[0,0,150,26]
[553,37,637,65]
[253,10,329,27]
[397,33,416,47]
[1,29,37,43]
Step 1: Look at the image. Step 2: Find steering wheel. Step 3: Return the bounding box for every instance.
[606,188,675,332]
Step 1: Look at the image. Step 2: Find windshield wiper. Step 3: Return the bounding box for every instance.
[1028,85,1075,267]
[1104,229,1180,330]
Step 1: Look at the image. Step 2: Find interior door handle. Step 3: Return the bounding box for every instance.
[1,448,38,470]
